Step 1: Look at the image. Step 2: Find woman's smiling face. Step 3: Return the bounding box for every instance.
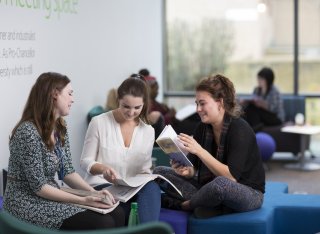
[195,90,222,124]
[118,94,144,120]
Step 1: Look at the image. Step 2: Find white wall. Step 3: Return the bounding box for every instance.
[0,0,164,195]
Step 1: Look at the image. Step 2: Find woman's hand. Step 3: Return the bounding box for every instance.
[253,97,267,109]
[102,166,118,183]
[171,160,194,178]
[81,195,113,209]
[81,189,116,208]
[178,133,203,156]
[99,189,116,205]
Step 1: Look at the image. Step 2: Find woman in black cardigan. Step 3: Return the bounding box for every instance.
[154,74,265,217]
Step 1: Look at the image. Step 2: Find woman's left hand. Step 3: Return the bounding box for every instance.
[99,189,116,205]
[178,133,203,156]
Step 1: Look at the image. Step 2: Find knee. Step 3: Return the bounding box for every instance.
[137,182,161,206]
[212,176,230,188]
[138,181,161,200]
[144,181,161,194]
[111,207,126,227]
[153,166,168,175]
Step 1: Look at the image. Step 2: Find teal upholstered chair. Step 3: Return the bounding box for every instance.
[152,147,170,167]
[87,105,105,124]
[0,211,173,234]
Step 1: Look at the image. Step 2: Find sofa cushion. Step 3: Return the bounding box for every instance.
[159,182,289,234]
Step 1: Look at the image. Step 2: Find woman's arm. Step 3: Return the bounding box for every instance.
[193,147,235,181]
[80,116,118,183]
[90,163,118,183]
[63,172,95,191]
[178,133,236,181]
[36,183,114,208]
[253,98,268,110]
[80,117,102,174]
[267,86,282,114]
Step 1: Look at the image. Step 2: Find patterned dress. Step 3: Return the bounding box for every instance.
[3,121,85,229]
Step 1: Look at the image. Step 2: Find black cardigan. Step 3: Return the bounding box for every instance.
[187,117,265,193]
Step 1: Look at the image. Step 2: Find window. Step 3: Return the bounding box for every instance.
[165,0,320,125]
[165,0,294,95]
[299,0,320,125]
[299,0,320,95]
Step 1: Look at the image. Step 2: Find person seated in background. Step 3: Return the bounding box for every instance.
[105,88,118,111]
[138,68,200,136]
[139,69,177,127]
[240,67,285,132]
[80,76,161,224]
[86,88,118,124]
[153,74,265,218]
[3,72,125,230]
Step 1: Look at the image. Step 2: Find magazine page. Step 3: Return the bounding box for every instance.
[157,125,188,155]
[114,174,154,187]
[156,125,193,167]
[74,201,120,214]
[106,184,144,203]
[157,125,177,140]
[106,173,183,202]
[156,138,193,166]
[153,174,183,197]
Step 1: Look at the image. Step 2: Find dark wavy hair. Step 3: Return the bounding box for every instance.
[196,74,242,118]
[11,72,70,150]
[257,67,275,94]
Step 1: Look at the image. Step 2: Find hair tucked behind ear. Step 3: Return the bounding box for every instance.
[196,74,243,118]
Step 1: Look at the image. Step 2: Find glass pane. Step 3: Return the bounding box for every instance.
[306,98,320,125]
[299,0,320,95]
[166,0,294,94]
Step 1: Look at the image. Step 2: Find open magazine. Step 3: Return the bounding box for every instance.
[61,173,182,214]
[106,173,182,202]
[60,187,120,214]
[156,125,193,167]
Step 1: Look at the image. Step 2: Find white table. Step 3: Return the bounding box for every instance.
[281,125,320,171]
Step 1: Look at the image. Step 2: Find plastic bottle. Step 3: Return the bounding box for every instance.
[128,202,140,226]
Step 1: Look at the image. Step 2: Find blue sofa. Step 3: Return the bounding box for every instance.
[159,181,320,234]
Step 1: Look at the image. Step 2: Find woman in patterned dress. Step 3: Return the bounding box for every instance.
[3,72,125,230]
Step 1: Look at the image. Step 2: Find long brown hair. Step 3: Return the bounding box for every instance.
[196,74,242,118]
[117,76,150,124]
[11,72,71,150]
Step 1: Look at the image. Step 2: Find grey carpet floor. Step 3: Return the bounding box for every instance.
[266,154,320,194]
[265,133,320,194]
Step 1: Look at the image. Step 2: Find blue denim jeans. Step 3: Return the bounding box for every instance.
[95,180,161,224]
